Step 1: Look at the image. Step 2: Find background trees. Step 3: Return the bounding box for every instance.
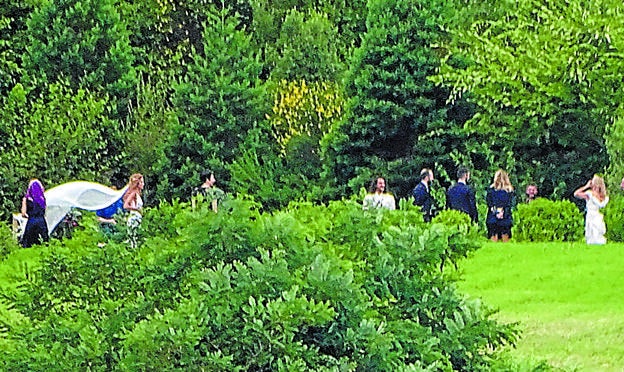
[153,7,270,201]
[0,0,622,218]
[23,0,137,116]
[438,0,624,198]
[322,0,464,199]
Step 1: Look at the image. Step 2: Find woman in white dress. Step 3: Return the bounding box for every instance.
[574,175,609,244]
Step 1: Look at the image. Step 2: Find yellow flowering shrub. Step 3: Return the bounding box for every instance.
[269,79,344,151]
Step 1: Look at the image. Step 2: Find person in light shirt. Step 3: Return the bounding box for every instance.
[363,177,396,211]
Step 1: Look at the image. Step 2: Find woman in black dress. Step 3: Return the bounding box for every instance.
[20,179,49,248]
[486,169,515,242]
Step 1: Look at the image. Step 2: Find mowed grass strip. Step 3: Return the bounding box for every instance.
[457,241,624,371]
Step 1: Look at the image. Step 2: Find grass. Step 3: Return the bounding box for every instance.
[457,241,624,371]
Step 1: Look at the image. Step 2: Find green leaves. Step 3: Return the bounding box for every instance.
[24,0,136,109]
[438,0,620,193]
[155,7,269,201]
[322,0,466,199]
[512,198,584,242]
[0,195,516,369]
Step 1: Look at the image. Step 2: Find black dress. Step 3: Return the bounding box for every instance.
[486,187,515,238]
[20,200,49,248]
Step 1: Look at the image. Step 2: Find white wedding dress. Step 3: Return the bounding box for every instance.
[584,191,608,245]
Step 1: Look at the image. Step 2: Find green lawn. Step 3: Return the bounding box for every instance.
[457,241,624,371]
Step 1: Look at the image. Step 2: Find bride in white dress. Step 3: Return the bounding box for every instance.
[574,175,609,244]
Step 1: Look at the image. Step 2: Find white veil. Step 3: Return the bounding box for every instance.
[44,181,128,234]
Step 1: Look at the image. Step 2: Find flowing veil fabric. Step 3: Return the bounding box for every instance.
[45,181,128,234]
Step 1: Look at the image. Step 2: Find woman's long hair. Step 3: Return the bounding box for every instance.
[368,177,386,193]
[123,173,143,204]
[25,179,46,209]
[591,175,607,202]
[490,169,514,192]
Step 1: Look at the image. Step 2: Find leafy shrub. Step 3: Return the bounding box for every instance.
[229,136,322,211]
[0,83,124,220]
[0,222,19,260]
[512,198,584,242]
[268,9,344,82]
[604,192,624,242]
[0,196,517,370]
[269,79,344,152]
[24,0,136,114]
[432,209,482,267]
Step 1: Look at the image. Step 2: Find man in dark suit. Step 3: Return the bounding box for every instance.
[412,168,435,222]
[446,166,478,223]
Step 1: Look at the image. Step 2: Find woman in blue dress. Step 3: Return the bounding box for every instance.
[20,179,49,248]
[486,169,516,242]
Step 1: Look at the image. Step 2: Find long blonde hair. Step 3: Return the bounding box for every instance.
[490,169,514,192]
[123,173,144,204]
[591,175,607,202]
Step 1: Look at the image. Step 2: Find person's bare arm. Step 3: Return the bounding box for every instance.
[574,180,592,200]
[21,197,28,217]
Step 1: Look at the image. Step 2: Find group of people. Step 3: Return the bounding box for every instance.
[18,169,226,249]
[363,167,611,245]
[19,173,146,248]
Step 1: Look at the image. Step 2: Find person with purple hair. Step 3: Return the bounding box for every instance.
[20,178,49,247]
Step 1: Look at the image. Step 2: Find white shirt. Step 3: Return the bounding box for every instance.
[363,192,396,210]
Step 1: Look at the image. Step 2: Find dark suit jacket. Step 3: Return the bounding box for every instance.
[412,182,434,222]
[446,182,478,223]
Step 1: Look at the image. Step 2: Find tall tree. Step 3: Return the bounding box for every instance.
[0,0,32,97]
[322,0,462,199]
[23,0,137,116]
[153,8,269,201]
[269,9,343,82]
[438,0,624,198]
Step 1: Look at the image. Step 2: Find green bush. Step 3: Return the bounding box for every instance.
[268,9,343,82]
[512,198,584,242]
[24,0,137,115]
[432,209,482,267]
[0,221,19,260]
[604,192,624,242]
[0,196,517,370]
[0,83,125,220]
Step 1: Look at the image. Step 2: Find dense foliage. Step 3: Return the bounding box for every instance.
[322,0,461,199]
[512,199,584,242]
[604,192,624,243]
[24,0,137,116]
[2,0,624,367]
[438,0,624,198]
[0,0,623,221]
[153,8,270,202]
[0,198,517,370]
